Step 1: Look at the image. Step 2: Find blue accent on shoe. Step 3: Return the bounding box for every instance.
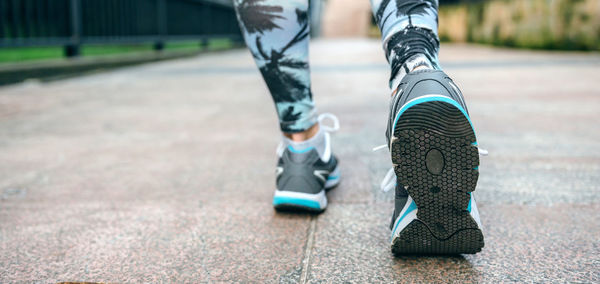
[287,145,315,154]
[327,174,339,180]
[392,95,474,135]
[473,166,479,170]
[390,200,418,241]
[273,196,321,209]
[467,193,472,212]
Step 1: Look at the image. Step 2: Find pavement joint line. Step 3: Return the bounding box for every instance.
[300,215,318,283]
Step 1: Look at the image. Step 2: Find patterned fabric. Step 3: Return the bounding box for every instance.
[371,0,441,89]
[234,0,315,133]
[233,0,440,132]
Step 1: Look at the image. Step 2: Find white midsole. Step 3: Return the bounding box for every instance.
[273,189,327,209]
[325,166,340,189]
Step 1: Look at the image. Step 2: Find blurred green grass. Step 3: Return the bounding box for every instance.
[0,38,234,64]
[0,47,63,62]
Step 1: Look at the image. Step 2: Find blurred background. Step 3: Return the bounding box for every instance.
[1,0,598,85]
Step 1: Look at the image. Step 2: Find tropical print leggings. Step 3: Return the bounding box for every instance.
[233,0,440,133]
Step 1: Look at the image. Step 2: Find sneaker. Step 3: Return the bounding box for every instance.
[384,69,484,254]
[272,114,341,213]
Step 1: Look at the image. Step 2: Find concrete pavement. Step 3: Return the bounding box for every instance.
[1,39,599,282]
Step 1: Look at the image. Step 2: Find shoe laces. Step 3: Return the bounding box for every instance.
[374,143,489,192]
[318,113,340,133]
[276,113,340,155]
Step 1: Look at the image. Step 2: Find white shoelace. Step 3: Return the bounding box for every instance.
[276,113,340,156]
[375,144,489,192]
[317,113,340,133]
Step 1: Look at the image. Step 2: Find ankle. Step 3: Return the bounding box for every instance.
[284,123,320,142]
[411,64,431,72]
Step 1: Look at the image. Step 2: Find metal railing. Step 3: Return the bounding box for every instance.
[0,0,242,56]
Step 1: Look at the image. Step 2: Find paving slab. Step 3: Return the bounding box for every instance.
[308,203,599,282]
[1,39,599,282]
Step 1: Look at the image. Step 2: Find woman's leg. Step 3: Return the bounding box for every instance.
[234,0,340,212]
[372,0,485,254]
[370,0,441,90]
[233,0,315,134]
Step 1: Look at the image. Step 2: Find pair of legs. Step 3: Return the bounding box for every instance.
[234,0,485,254]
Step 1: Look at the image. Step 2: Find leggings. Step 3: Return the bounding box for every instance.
[233,0,440,133]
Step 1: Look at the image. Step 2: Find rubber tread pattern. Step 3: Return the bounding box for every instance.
[392,220,483,255]
[274,203,325,214]
[391,100,484,254]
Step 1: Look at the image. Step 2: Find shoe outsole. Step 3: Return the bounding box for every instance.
[273,203,325,213]
[391,100,484,255]
[273,193,326,213]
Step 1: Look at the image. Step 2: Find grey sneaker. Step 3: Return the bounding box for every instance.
[384,69,484,254]
[273,114,341,212]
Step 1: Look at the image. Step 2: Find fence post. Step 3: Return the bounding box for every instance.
[65,0,82,57]
[200,37,209,50]
[154,0,167,51]
[198,3,210,51]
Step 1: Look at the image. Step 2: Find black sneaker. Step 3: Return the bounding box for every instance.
[272,114,341,212]
[385,69,484,254]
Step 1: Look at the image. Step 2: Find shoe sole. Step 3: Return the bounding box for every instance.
[390,97,484,254]
[273,190,327,213]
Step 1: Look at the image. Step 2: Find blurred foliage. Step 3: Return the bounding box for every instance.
[439,0,600,50]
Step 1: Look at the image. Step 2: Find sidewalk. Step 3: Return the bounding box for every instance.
[0,39,598,282]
